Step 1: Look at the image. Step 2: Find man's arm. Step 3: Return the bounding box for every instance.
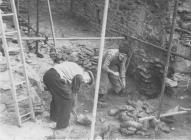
[102,52,118,76]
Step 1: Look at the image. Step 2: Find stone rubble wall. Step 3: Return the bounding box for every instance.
[71,0,170,97]
[174,0,191,72]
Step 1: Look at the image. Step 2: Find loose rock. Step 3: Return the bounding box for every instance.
[120,120,143,130]
[158,122,171,133]
[118,111,133,122]
[119,128,136,136]
[118,105,135,112]
[108,108,120,116]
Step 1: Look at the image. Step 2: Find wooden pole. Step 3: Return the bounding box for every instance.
[47,0,57,47]
[7,36,125,40]
[90,0,110,140]
[16,0,19,16]
[1,35,190,61]
[157,0,178,119]
[139,110,187,122]
[35,0,39,54]
[27,0,30,36]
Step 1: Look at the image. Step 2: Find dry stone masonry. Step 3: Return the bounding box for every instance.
[71,0,173,97]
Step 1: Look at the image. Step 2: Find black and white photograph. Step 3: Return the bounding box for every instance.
[0,0,191,139]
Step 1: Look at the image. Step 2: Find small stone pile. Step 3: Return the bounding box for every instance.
[108,99,171,137]
[53,46,99,70]
[76,46,99,70]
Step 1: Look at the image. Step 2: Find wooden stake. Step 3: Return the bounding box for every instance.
[90,0,110,140]
[47,0,57,47]
[16,0,19,16]
[157,0,178,119]
[27,0,30,36]
[35,0,39,54]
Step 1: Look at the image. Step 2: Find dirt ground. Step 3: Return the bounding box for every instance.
[1,1,191,140]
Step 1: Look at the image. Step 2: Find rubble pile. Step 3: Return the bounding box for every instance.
[53,45,99,70]
[108,99,171,137]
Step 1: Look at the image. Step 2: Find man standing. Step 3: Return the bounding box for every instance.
[99,42,129,101]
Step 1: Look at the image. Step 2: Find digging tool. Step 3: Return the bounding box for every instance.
[125,50,134,70]
[179,106,191,111]
[118,76,125,89]
[139,110,188,122]
[118,50,134,89]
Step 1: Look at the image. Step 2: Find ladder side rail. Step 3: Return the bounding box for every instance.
[0,11,22,126]
[10,0,35,121]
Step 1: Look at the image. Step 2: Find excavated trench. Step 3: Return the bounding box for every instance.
[0,0,191,139]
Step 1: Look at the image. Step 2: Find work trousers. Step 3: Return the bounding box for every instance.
[100,65,122,95]
[43,68,73,129]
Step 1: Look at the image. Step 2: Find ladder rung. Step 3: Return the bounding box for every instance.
[12,63,23,69]
[2,13,14,16]
[22,116,31,122]
[21,112,31,118]
[5,31,18,35]
[15,81,26,86]
[8,47,20,52]
[0,5,8,8]
[17,96,29,102]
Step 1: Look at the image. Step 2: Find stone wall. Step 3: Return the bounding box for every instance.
[71,0,170,57]
[71,0,171,97]
[174,0,191,72]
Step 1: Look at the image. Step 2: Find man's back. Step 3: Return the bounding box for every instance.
[53,62,85,83]
[102,49,120,71]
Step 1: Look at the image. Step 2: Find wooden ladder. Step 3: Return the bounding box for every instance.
[0,0,35,126]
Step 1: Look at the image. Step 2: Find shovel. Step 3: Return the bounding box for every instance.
[179,106,191,111]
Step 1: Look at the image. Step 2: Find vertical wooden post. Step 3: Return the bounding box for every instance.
[70,0,73,13]
[35,0,39,54]
[157,0,178,119]
[16,0,19,16]
[27,0,30,36]
[47,0,57,47]
[90,0,110,140]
